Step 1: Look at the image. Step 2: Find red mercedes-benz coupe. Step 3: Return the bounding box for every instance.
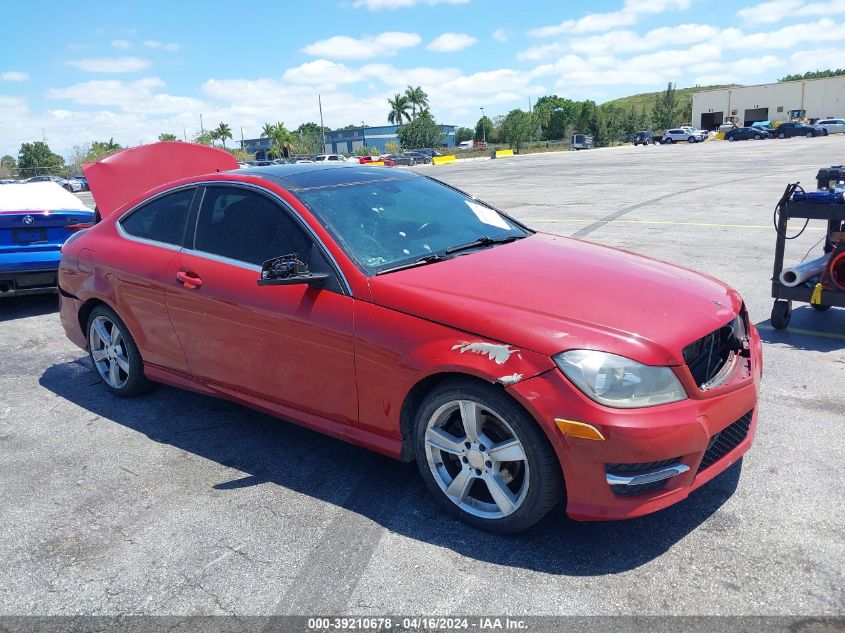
[59,143,761,533]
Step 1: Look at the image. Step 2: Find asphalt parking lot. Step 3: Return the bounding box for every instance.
[1,137,843,617]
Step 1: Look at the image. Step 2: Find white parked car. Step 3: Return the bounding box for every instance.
[816,118,845,134]
[662,128,705,143]
[315,154,348,162]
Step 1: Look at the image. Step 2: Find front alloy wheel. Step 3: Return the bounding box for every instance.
[414,380,563,533]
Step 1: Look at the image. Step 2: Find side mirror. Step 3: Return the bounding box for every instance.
[257,254,329,288]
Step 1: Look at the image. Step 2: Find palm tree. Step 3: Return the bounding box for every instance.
[214,122,232,149]
[158,132,177,141]
[387,94,411,125]
[404,86,429,118]
[260,122,276,139]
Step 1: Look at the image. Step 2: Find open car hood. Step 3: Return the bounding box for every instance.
[83,142,239,218]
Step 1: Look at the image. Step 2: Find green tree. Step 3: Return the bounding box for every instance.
[158,132,177,141]
[499,109,535,151]
[336,123,364,130]
[474,116,492,142]
[353,145,374,156]
[652,82,681,131]
[404,85,429,118]
[780,68,845,82]
[294,122,329,154]
[455,127,474,143]
[387,94,412,125]
[396,112,445,149]
[0,154,16,177]
[534,95,579,140]
[17,141,65,177]
[213,122,232,149]
[194,131,214,146]
[384,140,401,155]
[85,138,123,162]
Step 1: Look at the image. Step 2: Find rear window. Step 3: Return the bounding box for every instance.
[119,188,194,246]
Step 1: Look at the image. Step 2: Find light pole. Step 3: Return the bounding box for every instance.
[199,113,204,135]
[479,107,486,145]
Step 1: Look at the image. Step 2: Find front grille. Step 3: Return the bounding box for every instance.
[697,410,753,473]
[683,314,746,388]
[606,458,681,497]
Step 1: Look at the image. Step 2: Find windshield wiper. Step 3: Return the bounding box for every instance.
[375,253,448,275]
[445,234,525,254]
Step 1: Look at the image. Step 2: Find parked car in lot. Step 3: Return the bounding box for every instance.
[358,155,395,167]
[315,154,348,163]
[725,127,768,141]
[1,182,94,297]
[414,148,443,159]
[61,142,761,533]
[750,121,776,138]
[816,118,845,134]
[774,122,819,138]
[72,175,90,191]
[632,131,655,146]
[402,151,431,164]
[26,175,84,193]
[385,153,422,166]
[662,128,705,143]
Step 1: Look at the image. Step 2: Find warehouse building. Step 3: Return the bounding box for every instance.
[692,76,845,130]
[323,124,457,154]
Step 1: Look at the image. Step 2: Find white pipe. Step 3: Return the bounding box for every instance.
[779,253,831,287]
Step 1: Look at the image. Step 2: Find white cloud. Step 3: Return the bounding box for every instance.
[736,0,845,23]
[1,71,29,81]
[726,18,845,50]
[302,32,421,60]
[528,0,691,36]
[143,40,182,52]
[46,77,205,114]
[492,28,508,42]
[283,60,362,85]
[788,46,845,73]
[692,55,783,84]
[519,23,718,60]
[111,39,131,49]
[67,57,150,73]
[352,0,468,9]
[427,32,477,52]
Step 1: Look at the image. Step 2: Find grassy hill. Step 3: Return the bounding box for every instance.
[602,84,741,113]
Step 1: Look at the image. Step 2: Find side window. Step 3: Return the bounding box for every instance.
[194,187,313,267]
[120,188,194,245]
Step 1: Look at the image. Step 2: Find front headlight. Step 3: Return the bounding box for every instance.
[553,350,687,409]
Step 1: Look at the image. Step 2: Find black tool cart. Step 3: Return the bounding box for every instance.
[770,166,845,329]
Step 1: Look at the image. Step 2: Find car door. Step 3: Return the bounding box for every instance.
[109,187,196,373]
[165,184,358,425]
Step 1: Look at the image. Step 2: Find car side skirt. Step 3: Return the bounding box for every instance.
[142,363,405,460]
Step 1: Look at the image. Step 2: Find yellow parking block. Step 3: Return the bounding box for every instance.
[715,132,725,140]
[494,149,515,158]
[362,161,385,166]
[432,155,456,165]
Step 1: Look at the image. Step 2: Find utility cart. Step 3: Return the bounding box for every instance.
[770,183,845,329]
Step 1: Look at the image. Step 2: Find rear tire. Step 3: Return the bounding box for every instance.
[413,379,563,534]
[86,305,151,397]
[754,134,762,140]
[806,131,814,138]
[778,132,786,139]
[728,136,735,142]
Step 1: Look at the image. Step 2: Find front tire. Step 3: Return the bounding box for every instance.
[413,379,563,533]
[87,305,151,397]
[778,132,786,139]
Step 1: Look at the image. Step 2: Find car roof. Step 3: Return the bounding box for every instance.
[229,163,419,192]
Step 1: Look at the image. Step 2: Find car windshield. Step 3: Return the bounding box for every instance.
[293,174,529,274]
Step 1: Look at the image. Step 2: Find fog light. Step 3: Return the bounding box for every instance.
[554,418,605,441]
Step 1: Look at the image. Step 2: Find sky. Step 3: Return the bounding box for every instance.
[2,0,844,158]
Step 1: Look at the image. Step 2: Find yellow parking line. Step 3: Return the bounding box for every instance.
[757,323,845,340]
[529,218,826,230]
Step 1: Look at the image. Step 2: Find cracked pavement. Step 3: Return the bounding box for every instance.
[1,137,843,616]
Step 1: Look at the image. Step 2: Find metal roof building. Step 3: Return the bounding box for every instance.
[323,124,457,154]
[692,76,845,130]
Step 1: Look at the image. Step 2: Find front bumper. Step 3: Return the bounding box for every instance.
[508,324,762,521]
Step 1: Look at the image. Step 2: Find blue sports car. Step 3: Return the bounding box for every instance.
[0,182,95,297]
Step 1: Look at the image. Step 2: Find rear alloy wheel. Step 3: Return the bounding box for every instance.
[754,134,762,140]
[87,305,151,397]
[688,136,696,143]
[806,131,814,138]
[778,132,786,139]
[414,380,563,533]
[728,136,735,141]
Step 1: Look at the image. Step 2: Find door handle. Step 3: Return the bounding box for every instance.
[176,271,203,288]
